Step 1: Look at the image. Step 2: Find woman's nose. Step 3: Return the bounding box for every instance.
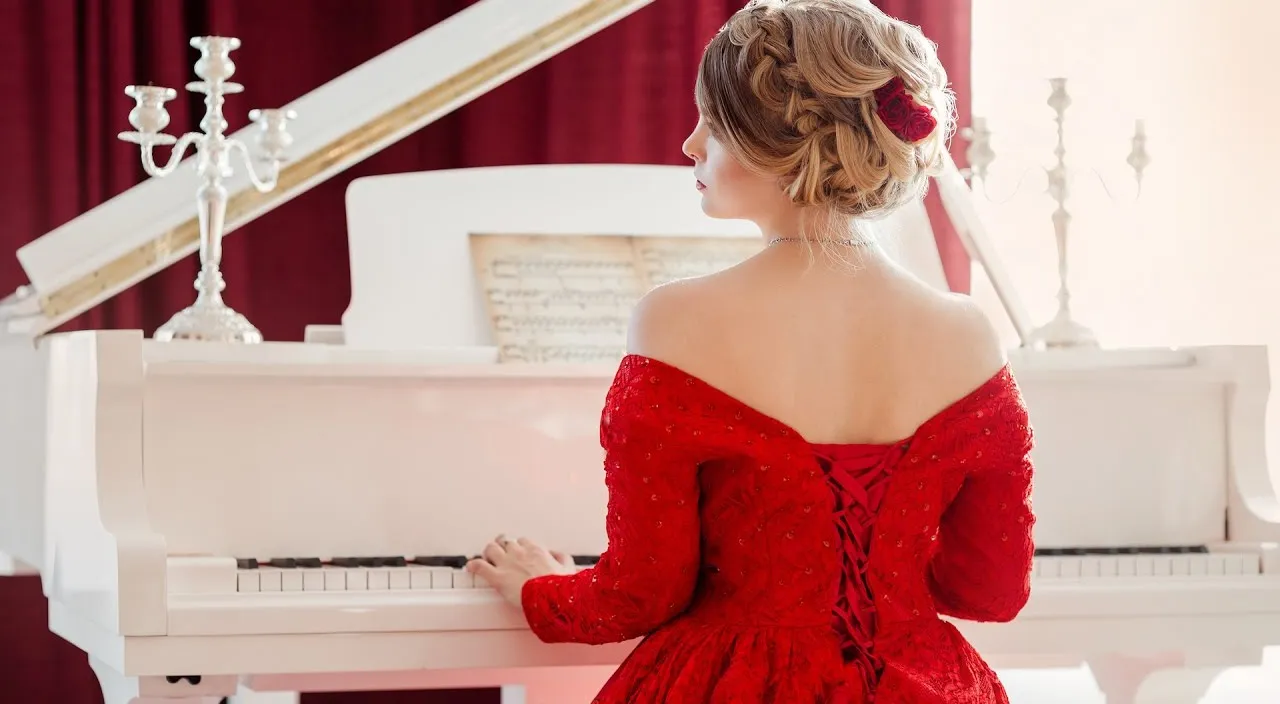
[682,121,705,162]
[681,135,699,162]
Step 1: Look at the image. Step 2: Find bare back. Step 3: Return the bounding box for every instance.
[627,243,1008,445]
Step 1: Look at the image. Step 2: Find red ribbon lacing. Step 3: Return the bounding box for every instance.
[813,442,906,701]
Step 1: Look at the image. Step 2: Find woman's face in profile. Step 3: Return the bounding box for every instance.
[682,116,791,226]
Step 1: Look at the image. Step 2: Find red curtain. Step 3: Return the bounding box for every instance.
[0,1,970,702]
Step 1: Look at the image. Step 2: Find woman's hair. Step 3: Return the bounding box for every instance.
[695,0,956,221]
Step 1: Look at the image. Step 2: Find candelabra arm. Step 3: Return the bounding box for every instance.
[974,164,1048,205]
[1089,166,1143,201]
[229,140,281,193]
[139,133,203,179]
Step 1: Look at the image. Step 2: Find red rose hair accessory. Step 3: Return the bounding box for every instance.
[873,76,937,143]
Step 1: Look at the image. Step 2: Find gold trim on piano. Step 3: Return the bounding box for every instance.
[39,0,643,321]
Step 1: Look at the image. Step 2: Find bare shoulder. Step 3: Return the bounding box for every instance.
[918,291,1009,394]
[626,276,724,365]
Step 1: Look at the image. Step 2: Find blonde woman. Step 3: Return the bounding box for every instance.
[468,1,1035,701]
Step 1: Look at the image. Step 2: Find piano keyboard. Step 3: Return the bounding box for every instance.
[160,545,1280,639]
[231,555,600,593]
[1032,546,1266,581]
[221,547,1271,595]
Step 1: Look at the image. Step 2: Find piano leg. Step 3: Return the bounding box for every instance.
[500,665,616,704]
[90,656,237,704]
[1086,652,1240,704]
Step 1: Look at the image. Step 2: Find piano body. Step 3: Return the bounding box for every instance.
[1,3,1279,704]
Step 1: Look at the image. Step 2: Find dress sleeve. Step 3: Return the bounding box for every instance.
[521,360,703,644]
[927,372,1036,622]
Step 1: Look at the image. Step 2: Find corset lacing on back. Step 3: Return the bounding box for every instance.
[813,442,907,700]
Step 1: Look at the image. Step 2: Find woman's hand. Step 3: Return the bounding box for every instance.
[466,535,577,607]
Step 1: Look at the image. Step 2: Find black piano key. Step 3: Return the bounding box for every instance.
[268,558,297,569]
[413,555,468,569]
[295,558,322,568]
[330,557,361,568]
[572,555,600,566]
[236,558,259,570]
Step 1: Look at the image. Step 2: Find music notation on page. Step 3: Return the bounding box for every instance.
[470,233,760,363]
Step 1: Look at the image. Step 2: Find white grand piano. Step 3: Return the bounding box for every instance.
[2,1,1279,703]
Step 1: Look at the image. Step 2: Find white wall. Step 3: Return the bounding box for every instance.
[969,0,1278,350]
[968,2,1280,700]
[968,0,1280,468]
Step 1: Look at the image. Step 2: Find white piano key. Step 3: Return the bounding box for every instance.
[346,569,368,590]
[281,570,304,592]
[1058,558,1081,579]
[237,571,260,593]
[1115,555,1137,577]
[368,569,390,590]
[303,569,326,591]
[454,570,475,589]
[389,568,411,590]
[324,568,347,591]
[430,569,455,590]
[410,567,434,590]
[259,568,283,592]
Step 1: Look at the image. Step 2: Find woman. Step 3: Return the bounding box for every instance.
[466,1,1035,701]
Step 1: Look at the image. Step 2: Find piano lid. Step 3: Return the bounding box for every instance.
[1,0,654,338]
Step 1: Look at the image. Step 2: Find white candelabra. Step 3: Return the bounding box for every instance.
[964,77,1150,349]
[119,36,295,344]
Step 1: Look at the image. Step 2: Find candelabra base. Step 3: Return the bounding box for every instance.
[1028,311,1098,349]
[153,298,263,344]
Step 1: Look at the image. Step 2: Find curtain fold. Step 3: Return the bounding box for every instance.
[0,1,970,702]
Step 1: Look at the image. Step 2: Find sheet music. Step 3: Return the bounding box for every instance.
[471,234,642,363]
[635,236,761,287]
[470,233,760,363]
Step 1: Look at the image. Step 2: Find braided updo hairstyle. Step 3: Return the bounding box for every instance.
[695,0,955,220]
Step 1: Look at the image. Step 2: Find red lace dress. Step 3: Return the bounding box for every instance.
[522,355,1036,703]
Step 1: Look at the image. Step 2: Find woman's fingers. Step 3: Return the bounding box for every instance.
[480,535,572,575]
[482,541,508,564]
[465,558,497,581]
